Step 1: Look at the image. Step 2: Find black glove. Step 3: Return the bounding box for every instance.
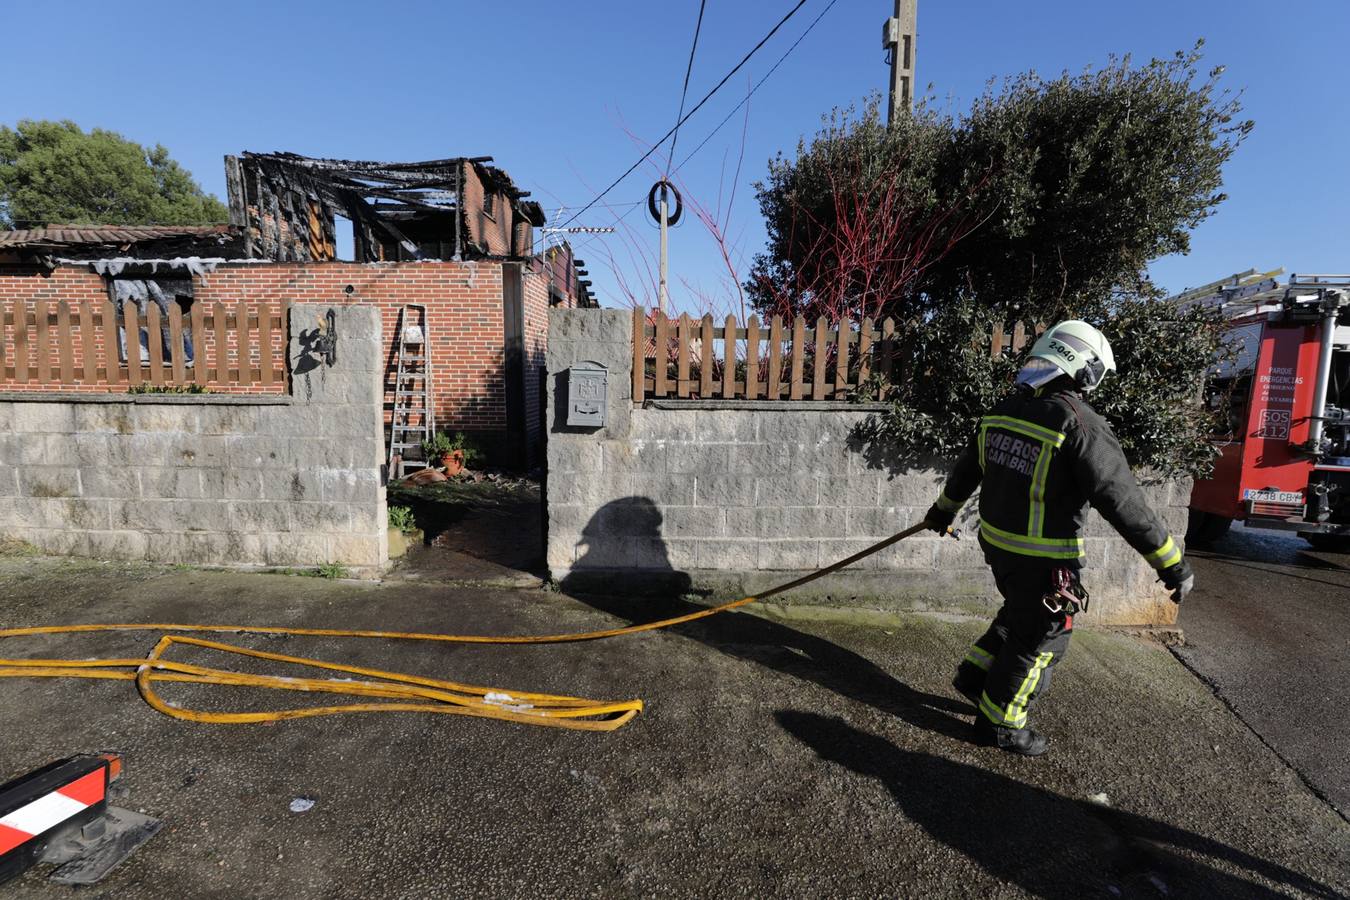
[1159,558,1195,605]
[924,503,955,534]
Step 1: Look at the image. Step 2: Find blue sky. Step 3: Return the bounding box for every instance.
[3,1,1346,313]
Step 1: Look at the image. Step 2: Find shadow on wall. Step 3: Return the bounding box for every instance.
[776,711,1338,900]
[846,422,949,478]
[560,499,974,744]
[565,497,693,596]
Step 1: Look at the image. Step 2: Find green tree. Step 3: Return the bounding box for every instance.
[0,119,227,228]
[933,46,1251,325]
[752,45,1250,479]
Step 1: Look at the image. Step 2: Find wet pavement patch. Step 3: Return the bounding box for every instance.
[0,557,1345,898]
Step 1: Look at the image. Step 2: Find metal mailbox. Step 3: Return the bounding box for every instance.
[567,362,608,428]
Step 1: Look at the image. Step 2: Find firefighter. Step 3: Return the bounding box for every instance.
[924,320,1194,756]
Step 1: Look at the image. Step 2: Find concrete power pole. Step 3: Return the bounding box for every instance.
[658,187,670,317]
[884,0,917,123]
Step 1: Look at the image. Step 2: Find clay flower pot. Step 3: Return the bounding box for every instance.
[440,449,466,476]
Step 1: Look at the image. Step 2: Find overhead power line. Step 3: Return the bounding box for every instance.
[544,199,645,211]
[675,0,840,172]
[559,0,811,230]
[666,0,709,178]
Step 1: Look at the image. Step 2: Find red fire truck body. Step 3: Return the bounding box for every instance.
[1188,275,1350,546]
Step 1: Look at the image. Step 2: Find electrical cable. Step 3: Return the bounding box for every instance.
[675,0,840,173]
[543,199,645,212]
[0,523,936,731]
[558,0,811,231]
[666,0,709,179]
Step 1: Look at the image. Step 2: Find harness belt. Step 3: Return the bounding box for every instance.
[1042,566,1090,617]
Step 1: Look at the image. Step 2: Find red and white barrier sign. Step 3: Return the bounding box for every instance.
[0,767,106,856]
[0,755,121,884]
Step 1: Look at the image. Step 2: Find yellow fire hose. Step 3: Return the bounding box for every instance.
[0,523,932,731]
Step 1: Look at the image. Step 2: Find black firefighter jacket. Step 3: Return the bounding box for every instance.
[934,385,1182,572]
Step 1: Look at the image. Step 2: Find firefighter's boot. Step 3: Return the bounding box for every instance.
[973,720,1050,757]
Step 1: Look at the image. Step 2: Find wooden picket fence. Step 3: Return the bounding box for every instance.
[632,308,897,403]
[1,300,287,390]
[630,307,1038,403]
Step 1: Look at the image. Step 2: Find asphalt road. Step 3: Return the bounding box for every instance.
[1180,523,1350,820]
[1,556,1346,898]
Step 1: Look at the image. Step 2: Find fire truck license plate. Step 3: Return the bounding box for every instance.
[1243,489,1304,504]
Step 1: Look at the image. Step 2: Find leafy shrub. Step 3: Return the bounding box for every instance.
[421,431,483,468]
[852,297,1231,480]
[754,44,1248,478]
[387,505,416,533]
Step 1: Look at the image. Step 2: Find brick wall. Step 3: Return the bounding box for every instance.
[522,264,551,464]
[0,266,286,396]
[2,257,590,467]
[461,166,511,258]
[1,270,111,393]
[192,261,510,434]
[2,261,510,428]
[0,265,105,305]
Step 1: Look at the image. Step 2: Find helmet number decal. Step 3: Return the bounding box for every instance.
[1048,339,1076,363]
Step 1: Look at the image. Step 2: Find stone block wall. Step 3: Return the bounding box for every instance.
[0,303,387,573]
[546,308,1190,627]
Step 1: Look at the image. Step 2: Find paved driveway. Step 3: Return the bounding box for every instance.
[0,557,1345,898]
[1181,523,1350,819]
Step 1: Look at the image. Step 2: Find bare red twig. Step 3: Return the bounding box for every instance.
[751,144,997,328]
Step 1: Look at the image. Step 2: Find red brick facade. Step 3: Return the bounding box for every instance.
[522,263,551,455]
[0,265,109,308]
[2,257,577,467]
[0,266,287,396]
[198,262,515,432]
[459,163,534,259]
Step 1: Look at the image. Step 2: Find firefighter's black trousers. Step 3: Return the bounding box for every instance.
[955,559,1074,731]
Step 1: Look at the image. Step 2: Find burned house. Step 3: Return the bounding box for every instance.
[0,152,595,469]
[223,153,547,264]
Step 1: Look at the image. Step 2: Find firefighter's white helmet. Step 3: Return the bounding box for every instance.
[1025,320,1116,391]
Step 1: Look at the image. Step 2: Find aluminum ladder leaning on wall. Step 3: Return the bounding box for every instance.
[386,304,434,479]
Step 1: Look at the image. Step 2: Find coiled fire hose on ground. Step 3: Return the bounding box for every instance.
[0,523,934,732]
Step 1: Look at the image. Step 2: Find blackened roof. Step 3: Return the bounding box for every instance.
[0,224,236,251]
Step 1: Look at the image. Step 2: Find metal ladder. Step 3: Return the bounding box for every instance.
[387,304,434,479]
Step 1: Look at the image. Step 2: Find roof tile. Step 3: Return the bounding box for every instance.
[0,224,234,249]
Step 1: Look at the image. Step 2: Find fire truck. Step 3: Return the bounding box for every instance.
[1184,272,1350,549]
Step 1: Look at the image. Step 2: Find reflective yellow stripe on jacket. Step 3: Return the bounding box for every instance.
[934,489,962,514]
[1143,535,1183,570]
[981,416,1066,449]
[979,521,1085,560]
[1027,438,1055,538]
[977,416,1077,560]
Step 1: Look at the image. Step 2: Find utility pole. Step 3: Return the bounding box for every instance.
[647,180,681,316]
[658,186,670,316]
[883,0,918,123]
